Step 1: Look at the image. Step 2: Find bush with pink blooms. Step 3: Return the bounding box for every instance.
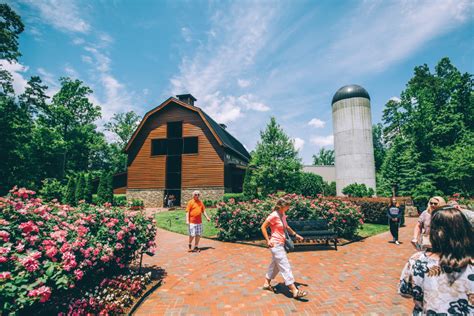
[0,187,157,314]
[215,194,364,241]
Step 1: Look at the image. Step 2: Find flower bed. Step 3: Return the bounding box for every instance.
[214,194,364,241]
[0,187,157,314]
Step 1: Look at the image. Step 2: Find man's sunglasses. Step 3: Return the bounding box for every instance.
[429,202,438,206]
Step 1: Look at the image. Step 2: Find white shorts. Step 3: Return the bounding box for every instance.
[188,223,203,236]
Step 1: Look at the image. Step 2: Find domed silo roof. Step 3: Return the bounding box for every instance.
[331,84,370,105]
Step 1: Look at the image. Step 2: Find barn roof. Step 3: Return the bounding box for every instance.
[124,97,250,162]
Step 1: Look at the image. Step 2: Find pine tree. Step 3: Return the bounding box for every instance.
[84,173,93,203]
[250,117,302,196]
[96,172,107,204]
[74,173,85,204]
[64,177,76,206]
[242,167,258,200]
[104,172,114,203]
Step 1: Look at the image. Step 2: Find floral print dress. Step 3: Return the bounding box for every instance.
[399,251,474,315]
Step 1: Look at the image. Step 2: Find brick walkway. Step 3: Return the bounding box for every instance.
[136,218,418,315]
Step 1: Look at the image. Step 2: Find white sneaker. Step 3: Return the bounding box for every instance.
[395,241,400,245]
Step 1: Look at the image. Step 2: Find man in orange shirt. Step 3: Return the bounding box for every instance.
[186,190,210,252]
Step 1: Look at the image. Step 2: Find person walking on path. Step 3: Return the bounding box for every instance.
[186,190,210,252]
[388,198,402,245]
[399,206,474,314]
[412,196,446,250]
[261,197,308,299]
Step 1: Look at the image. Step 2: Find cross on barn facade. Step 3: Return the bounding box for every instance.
[150,121,198,205]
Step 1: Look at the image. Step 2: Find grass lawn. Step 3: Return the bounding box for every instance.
[156,209,390,241]
[356,223,389,238]
[155,209,219,238]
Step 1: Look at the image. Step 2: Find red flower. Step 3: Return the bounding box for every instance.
[28,286,51,303]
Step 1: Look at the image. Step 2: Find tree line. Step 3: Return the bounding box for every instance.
[0,4,141,196]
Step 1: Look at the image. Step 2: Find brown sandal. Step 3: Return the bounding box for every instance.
[293,289,307,299]
[262,285,275,292]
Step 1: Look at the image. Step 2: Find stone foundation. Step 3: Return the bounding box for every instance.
[181,187,225,204]
[126,189,164,208]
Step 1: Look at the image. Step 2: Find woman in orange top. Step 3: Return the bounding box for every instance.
[261,197,307,299]
[186,190,210,252]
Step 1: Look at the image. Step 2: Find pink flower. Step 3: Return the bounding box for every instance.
[19,221,39,234]
[100,255,110,263]
[28,286,51,303]
[128,237,136,244]
[74,269,84,280]
[0,219,9,225]
[0,256,7,263]
[45,246,58,259]
[20,254,40,272]
[62,252,77,271]
[115,243,123,250]
[0,247,10,255]
[0,271,11,279]
[117,231,125,240]
[0,230,10,242]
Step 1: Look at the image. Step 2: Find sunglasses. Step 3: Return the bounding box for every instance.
[429,202,438,206]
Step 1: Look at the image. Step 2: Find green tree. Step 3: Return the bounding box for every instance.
[323,181,337,196]
[372,123,386,172]
[97,172,113,204]
[249,117,302,196]
[75,173,85,204]
[64,177,76,205]
[299,172,324,197]
[379,57,473,197]
[242,166,258,200]
[84,173,93,203]
[0,4,24,62]
[312,148,334,165]
[342,183,374,197]
[38,178,64,202]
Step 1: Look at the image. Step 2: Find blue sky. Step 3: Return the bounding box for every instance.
[4,0,474,164]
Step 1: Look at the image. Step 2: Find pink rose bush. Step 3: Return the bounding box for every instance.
[0,187,157,314]
[215,194,364,241]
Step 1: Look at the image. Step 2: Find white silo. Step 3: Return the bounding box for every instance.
[331,84,376,196]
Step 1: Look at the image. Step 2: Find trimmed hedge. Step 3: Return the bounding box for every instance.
[223,193,245,203]
[334,197,411,224]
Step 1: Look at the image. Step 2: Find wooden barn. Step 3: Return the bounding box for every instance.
[123,94,250,207]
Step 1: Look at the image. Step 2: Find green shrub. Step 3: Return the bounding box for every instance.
[342,183,374,197]
[223,193,245,203]
[113,194,127,206]
[203,199,217,207]
[74,173,85,204]
[97,172,113,204]
[242,168,258,200]
[324,181,337,196]
[64,177,76,206]
[38,178,64,202]
[215,194,364,241]
[84,173,93,203]
[129,198,144,208]
[299,172,324,197]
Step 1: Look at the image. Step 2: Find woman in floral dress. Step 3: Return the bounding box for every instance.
[399,206,474,315]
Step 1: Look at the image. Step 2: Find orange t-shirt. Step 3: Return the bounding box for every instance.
[186,199,205,224]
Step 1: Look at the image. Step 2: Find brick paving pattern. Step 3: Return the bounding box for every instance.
[135,218,419,315]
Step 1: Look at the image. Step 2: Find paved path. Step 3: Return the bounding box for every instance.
[136,218,418,315]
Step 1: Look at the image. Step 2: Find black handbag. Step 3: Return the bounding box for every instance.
[277,212,294,252]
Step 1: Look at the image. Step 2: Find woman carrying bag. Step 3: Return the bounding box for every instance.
[261,197,308,299]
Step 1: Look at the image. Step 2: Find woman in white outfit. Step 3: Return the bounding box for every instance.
[261,197,308,299]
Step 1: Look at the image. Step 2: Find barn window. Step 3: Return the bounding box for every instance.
[183,137,198,154]
[151,139,167,156]
[167,121,182,138]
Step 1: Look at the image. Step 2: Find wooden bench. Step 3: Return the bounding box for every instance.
[287,219,338,250]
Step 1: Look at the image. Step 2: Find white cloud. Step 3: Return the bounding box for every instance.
[170,2,278,122]
[64,65,78,78]
[98,33,114,46]
[310,135,334,147]
[81,55,93,64]
[73,38,85,45]
[19,0,90,33]
[0,60,29,94]
[389,96,401,103]
[326,0,474,74]
[308,118,325,128]
[181,27,192,42]
[143,88,149,96]
[237,79,251,88]
[84,46,111,72]
[293,137,305,151]
[37,67,59,96]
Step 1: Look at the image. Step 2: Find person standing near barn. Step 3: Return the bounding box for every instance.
[387,198,402,245]
[186,190,210,252]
